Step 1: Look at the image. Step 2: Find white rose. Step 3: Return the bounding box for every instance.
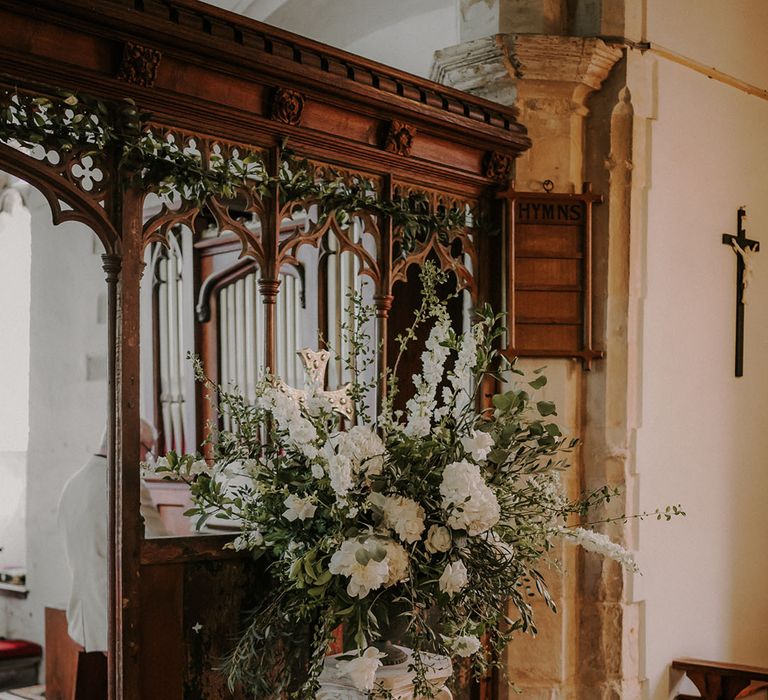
[282,494,317,522]
[446,634,482,657]
[425,525,452,554]
[460,429,494,462]
[336,647,386,691]
[373,494,425,544]
[311,462,325,479]
[439,560,468,597]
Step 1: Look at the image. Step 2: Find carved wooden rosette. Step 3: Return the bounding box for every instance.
[270,87,305,126]
[383,120,416,156]
[484,150,514,184]
[117,42,162,88]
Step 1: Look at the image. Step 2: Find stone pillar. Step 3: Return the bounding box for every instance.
[432,34,621,192]
[432,18,636,700]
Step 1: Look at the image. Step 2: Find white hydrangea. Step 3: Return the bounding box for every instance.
[370,493,425,544]
[329,538,390,599]
[445,634,482,657]
[335,425,386,476]
[439,560,468,596]
[404,317,452,437]
[460,429,494,462]
[335,647,386,691]
[439,460,500,536]
[559,527,638,571]
[282,494,317,522]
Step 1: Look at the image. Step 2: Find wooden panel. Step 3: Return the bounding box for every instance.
[515,258,582,290]
[140,566,185,700]
[515,224,583,258]
[515,323,582,350]
[182,559,264,700]
[516,291,582,324]
[502,187,603,367]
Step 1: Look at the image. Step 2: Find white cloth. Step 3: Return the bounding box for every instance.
[58,454,168,651]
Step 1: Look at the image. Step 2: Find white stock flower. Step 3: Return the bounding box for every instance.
[446,634,482,657]
[335,647,386,691]
[460,430,494,462]
[155,456,169,469]
[450,329,478,419]
[327,453,354,499]
[383,540,410,586]
[439,461,500,536]
[439,560,468,597]
[186,458,208,476]
[372,493,426,544]
[282,494,317,522]
[329,538,390,598]
[425,525,452,554]
[259,387,318,458]
[559,527,638,572]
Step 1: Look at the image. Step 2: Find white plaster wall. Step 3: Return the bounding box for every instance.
[207,0,459,78]
[2,189,107,646]
[633,3,768,697]
[0,196,32,575]
[344,5,458,78]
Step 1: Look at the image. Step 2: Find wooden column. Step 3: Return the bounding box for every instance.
[374,174,394,406]
[111,184,145,700]
[259,144,282,374]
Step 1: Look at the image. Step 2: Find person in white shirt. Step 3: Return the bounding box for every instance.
[58,420,167,652]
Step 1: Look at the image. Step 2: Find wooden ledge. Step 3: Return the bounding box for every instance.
[140,534,244,565]
[672,658,768,700]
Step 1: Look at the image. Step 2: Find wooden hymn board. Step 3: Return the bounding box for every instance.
[499,184,604,368]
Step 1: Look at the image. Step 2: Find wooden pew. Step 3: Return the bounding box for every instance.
[673,658,768,700]
[45,608,106,700]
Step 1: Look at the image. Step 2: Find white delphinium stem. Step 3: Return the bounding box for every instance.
[558,527,638,571]
[404,317,452,437]
[449,326,478,422]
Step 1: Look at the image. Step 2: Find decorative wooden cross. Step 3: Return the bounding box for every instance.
[276,348,355,420]
[722,207,760,377]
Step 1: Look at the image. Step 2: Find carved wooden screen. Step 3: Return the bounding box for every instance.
[0,1,531,698]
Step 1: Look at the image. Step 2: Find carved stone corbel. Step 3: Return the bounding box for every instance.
[270,88,305,126]
[382,120,416,156]
[117,42,162,88]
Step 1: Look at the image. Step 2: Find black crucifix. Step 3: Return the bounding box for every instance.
[722,207,760,377]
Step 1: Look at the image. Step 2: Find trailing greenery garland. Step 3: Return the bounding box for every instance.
[0,88,471,251]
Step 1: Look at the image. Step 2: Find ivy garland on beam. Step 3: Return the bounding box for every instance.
[0,88,472,250]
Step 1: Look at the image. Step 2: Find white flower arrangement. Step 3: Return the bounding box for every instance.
[151,263,683,698]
